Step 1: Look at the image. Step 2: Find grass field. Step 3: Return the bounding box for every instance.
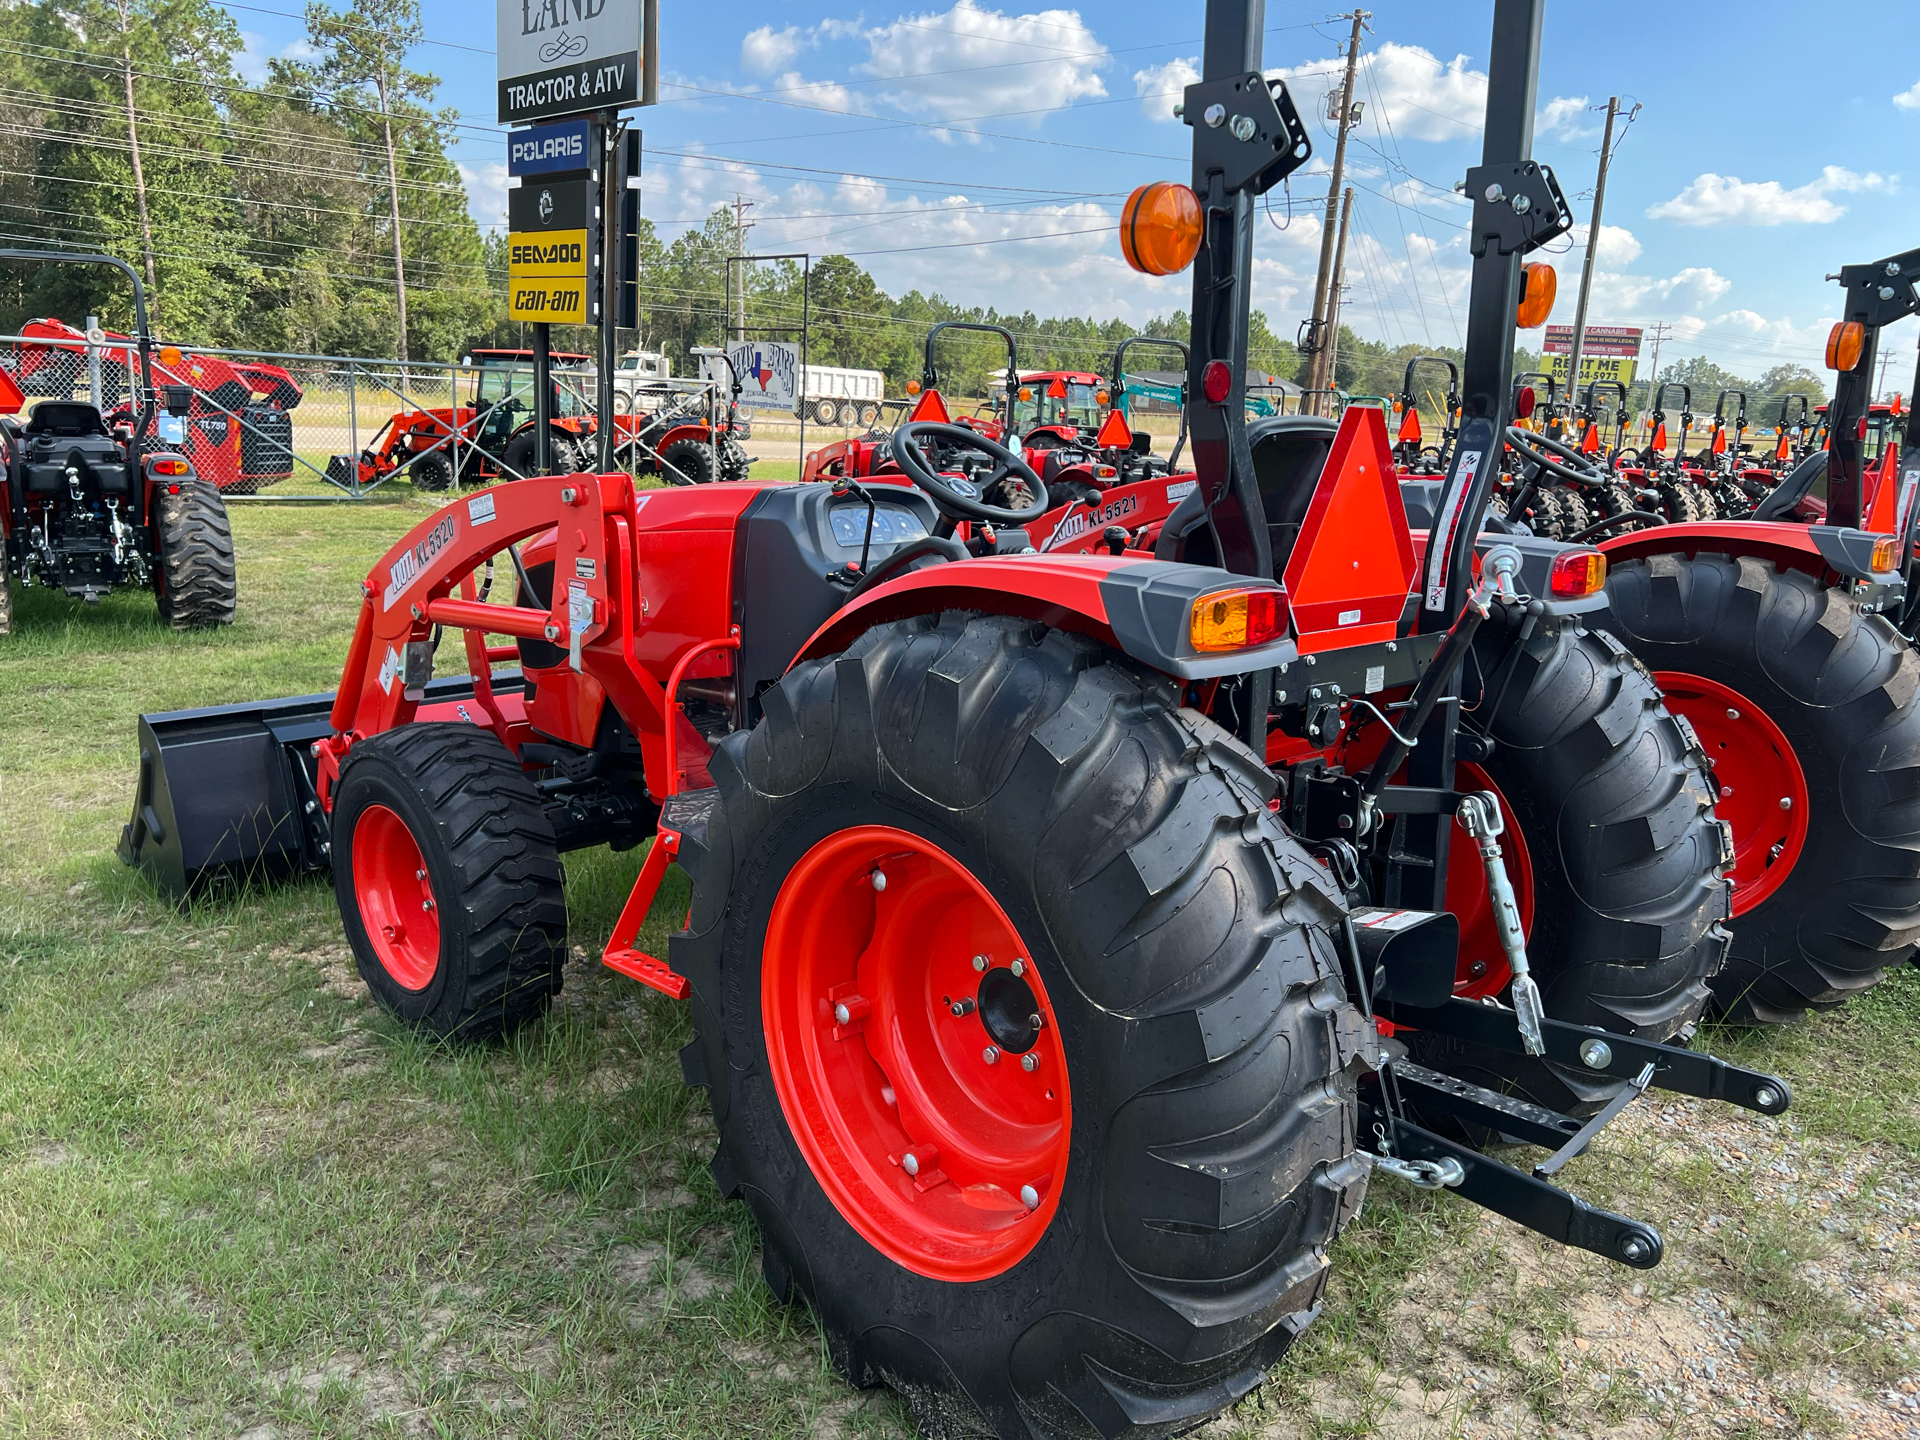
[1,487,1915,1438]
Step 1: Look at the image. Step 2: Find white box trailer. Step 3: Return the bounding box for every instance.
[795,365,884,426]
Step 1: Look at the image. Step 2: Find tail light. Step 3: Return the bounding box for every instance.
[1871,535,1900,573]
[150,457,190,475]
[1190,586,1288,651]
[1515,262,1556,328]
[1548,548,1608,598]
[1202,360,1232,405]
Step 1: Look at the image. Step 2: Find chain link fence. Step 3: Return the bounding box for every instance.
[0,327,745,498]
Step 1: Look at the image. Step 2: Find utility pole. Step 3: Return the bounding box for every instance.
[1304,8,1366,392]
[1321,186,1356,410]
[731,194,755,341]
[112,0,158,327]
[1565,97,1635,420]
[1642,319,1672,436]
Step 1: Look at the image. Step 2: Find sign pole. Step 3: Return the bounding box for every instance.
[597,114,621,472]
[533,323,551,473]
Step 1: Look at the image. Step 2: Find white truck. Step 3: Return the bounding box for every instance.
[794,364,884,427]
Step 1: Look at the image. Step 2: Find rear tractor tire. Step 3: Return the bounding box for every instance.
[671,612,1373,1439]
[660,437,716,485]
[1602,553,1920,1022]
[1403,614,1733,1115]
[332,723,567,1041]
[153,478,236,629]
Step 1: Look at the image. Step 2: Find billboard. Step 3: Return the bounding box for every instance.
[498,0,643,125]
[507,117,591,177]
[708,341,799,411]
[1543,325,1641,394]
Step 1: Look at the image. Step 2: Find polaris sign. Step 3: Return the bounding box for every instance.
[508,118,590,177]
[497,0,655,125]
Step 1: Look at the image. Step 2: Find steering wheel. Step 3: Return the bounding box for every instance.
[1505,426,1603,485]
[891,421,1049,525]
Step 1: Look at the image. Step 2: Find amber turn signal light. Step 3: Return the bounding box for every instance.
[1515,262,1556,328]
[149,457,190,475]
[1120,182,1203,276]
[1190,586,1287,651]
[1826,321,1865,372]
[905,380,921,395]
[1548,548,1607,598]
[157,345,183,368]
[1871,535,1900,573]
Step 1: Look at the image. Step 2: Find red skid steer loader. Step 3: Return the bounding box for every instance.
[121,3,1790,1433]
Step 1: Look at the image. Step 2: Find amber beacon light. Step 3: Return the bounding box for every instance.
[1120,183,1203,276]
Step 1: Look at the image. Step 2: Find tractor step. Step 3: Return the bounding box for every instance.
[121,671,526,900]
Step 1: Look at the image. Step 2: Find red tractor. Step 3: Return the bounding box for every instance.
[13,318,302,494]
[335,349,752,493]
[0,252,233,634]
[125,9,1795,1431]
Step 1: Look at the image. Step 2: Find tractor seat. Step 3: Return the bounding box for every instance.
[1751,449,1826,522]
[24,401,109,438]
[1154,416,1338,577]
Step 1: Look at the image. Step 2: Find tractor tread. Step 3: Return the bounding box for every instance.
[154,478,237,629]
[671,612,1369,1440]
[1603,552,1920,1022]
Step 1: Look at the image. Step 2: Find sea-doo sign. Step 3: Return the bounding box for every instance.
[498,0,645,124]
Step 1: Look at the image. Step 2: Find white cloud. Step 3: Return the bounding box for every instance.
[769,70,866,115]
[1568,222,1641,266]
[1132,57,1198,123]
[742,25,809,75]
[235,30,315,84]
[1535,94,1593,141]
[1895,78,1920,111]
[1264,42,1580,148]
[458,162,509,233]
[859,1,1108,128]
[1646,166,1891,226]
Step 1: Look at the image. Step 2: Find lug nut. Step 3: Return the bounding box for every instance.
[982,1046,1000,1065]
[950,997,976,1018]
[1726,707,1739,720]
[1579,1038,1612,1069]
[416,868,426,880]
[1753,1084,1781,1110]
[1203,102,1226,127]
[1011,958,1026,978]
[972,954,988,972]
[871,869,887,892]
[833,995,870,1026]
[1021,1053,1040,1073]
[902,1146,937,1177]
[1019,1184,1040,1209]
[1778,796,1792,810]
[421,899,435,912]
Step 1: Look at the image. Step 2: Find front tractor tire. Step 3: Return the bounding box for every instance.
[1603,553,1920,1022]
[660,437,716,485]
[670,613,1373,1439]
[332,723,567,1041]
[153,479,236,629]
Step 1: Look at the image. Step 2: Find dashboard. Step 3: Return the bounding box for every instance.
[827,503,930,549]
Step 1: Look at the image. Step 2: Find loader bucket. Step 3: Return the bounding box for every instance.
[120,671,525,901]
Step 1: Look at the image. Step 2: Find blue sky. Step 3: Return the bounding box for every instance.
[229,0,1920,393]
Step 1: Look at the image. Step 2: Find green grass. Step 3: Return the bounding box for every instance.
[0,491,1913,1437]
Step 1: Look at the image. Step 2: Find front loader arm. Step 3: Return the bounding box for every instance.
[320,476,624,805]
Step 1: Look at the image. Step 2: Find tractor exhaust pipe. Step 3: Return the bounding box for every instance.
[121,671,525,901]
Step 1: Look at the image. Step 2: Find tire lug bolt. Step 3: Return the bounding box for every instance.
[950,997,976,1018]
[870,869,887,892]
[1019,1184,1040,1209]
[1011,958,1026,978]
[972,954,988,972]
[416,868,426,880]
[833,995,871,1026]
[421,899,434,911]
[982,1046,1000,1065]
[902,1146,937,1177]
[1778,796,1792,810]
[1021,1053,1040,1073]
[1725,707,1740,720]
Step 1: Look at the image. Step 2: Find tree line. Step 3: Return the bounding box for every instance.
[0,0,1829,422]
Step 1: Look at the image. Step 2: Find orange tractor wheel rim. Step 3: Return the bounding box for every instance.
[761,825,1070,1282]
[352,804,442,991]
[1653,672,1810,916]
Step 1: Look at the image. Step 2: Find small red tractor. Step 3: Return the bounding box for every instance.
[13,318,302,494]
[333,349,753,492]
[125,8,1794,1431]
[0,252,233,634]
[1428,248,1920,1022]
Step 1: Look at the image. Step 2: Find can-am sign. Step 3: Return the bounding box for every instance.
[498,0,640,124]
